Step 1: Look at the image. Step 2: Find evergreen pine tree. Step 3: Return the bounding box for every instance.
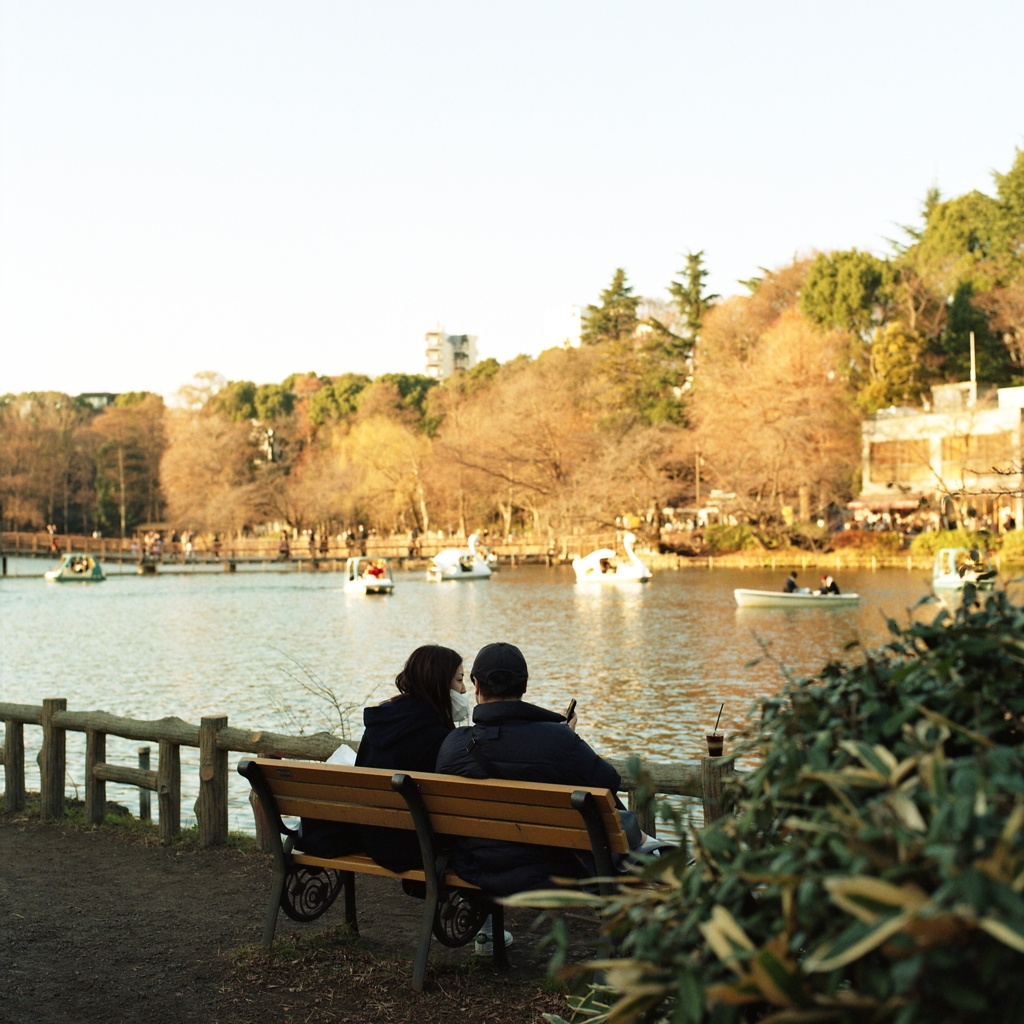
[581,268,640,345]
[668,250,718,352]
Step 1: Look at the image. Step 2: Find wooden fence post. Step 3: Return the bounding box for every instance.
[4,720,25,812]
[84,729,106,825]
[40,698,67,820]
[700,757,731,826]
[138,747,151,821]
[157,739,181,841]
[195,715,228,846]
[627,789,657,839]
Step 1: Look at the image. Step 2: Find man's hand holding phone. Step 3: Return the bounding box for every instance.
[564,698,578,733]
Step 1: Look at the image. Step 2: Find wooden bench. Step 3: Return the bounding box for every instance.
[238,758,630,991]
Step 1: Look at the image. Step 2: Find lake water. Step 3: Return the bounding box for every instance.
[1,558,946,831]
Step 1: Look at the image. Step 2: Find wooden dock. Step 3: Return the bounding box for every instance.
[0,529,617,569]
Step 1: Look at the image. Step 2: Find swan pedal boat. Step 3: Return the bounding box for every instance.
[44,553,106,582]
[427,533,492,581]
[931,547,996,599]
[343,556,395,594]
[573,531,652,583]
[734,588,860,609]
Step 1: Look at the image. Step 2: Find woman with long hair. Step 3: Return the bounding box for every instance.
[298,644,466,873]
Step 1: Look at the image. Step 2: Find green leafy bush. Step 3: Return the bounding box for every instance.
[998,530,1024,561]
[522,592,1024,1023]
[909,528,995,558]
[704,524,762,554]
[830,530,901,553]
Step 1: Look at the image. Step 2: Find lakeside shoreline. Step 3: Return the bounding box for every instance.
[5,551,1015,574]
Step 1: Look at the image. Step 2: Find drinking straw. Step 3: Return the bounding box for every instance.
[713,703,724,734]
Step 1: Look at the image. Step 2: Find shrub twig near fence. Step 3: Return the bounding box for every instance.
[1,699,720,843]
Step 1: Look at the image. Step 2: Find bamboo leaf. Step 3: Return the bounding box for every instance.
[826,876,929,911]
[887,793,927,832]
[872,744,900,774]
[703,982,764,1006]
[804,911,914,972]
[501,889,605,909]
[748,945,801,1008]
[699,905,755,975]
[838,740,891,777]
[607,987,671,1024]
[979,917,1024,954]
[1000,801,1024,845]
[759,1011,842,1024]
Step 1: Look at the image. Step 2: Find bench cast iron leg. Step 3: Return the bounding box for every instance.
[412,869,438,993]
[491,903,509,971]
[342,871,358,933]
[262,866,285,949]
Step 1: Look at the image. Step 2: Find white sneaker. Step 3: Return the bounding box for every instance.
[474,929,514,956]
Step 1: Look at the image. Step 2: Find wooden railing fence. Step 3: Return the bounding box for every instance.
[1,699,728,843]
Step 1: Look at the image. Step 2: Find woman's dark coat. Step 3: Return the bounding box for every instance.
[297,695,450,872]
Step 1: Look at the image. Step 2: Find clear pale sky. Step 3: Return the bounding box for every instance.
[1,2,1022,398]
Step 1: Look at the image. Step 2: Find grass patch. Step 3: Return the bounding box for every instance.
[2,792,261,852]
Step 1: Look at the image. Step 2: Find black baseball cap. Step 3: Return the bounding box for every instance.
[471,642,528,684]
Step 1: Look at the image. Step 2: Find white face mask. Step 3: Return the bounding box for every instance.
[451,688,470,723]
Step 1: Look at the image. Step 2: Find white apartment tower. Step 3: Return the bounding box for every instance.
[424,326,478,380]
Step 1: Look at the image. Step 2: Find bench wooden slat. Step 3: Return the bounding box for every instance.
[271,779,621,831]
[261,761,623,811]
[279,795,628,853]
[291,852,480,890]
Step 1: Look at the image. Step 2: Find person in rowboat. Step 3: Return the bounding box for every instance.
[816,574,840,595]
[783,571,798,593]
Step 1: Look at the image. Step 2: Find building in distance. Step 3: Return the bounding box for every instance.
[77,393,119,410]
[424,326,477,380]
[856,380,1024,529]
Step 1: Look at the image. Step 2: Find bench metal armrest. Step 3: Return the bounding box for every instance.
[571,789,619,896]
[238,758,298,880]
[391,772,442,874]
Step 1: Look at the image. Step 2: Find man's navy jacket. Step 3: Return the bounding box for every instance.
[435,698,625,895]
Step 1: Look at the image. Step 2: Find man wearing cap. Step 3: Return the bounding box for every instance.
[435,642,643,898]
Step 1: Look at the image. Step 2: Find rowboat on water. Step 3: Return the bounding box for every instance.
[44,553,106,583]
[734,588,860,609]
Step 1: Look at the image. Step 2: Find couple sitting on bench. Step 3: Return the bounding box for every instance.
[296,640,656,955]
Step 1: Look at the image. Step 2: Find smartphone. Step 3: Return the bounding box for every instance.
[564,698,577,722]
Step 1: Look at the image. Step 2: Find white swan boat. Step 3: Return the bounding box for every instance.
[343,556,395,594]
[573,531,652,583]
[44,553,106,583]
[734,588,860,608]
[427,533,493,581]
[932,547,996,600]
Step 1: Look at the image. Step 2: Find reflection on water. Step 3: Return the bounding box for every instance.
[0,560,945,830]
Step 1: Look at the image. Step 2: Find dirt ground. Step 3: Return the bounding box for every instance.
[0,812,599,1024]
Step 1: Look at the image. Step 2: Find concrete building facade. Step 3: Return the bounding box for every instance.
[858,381,1024,527]
[424,326,478,380]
